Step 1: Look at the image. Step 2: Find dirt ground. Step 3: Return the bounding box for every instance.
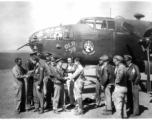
[0,67,152,118]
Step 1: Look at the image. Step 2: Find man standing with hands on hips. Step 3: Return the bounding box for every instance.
[124,55,141,117]
[100,55,115,116]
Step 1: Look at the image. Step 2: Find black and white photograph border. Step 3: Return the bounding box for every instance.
[0,0,152,118]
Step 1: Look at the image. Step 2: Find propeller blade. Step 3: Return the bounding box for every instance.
[121,22,142,39]
[17,43,30,50]
[121,22,147,52]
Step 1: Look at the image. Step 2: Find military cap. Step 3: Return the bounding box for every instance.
[113,55,123,62]
[30,52,39,61]
[74,58,80,62]
[30,52,37,56]
[101,55,109,62]
[55,58,63,63]
[124,55,132,61]
[44,52,52,57]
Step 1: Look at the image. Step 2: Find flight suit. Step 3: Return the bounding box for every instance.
[25,59,35,109]
[52,66,65,111]
[12,65,26,113]
[112,63,128,118]
[95,64,104,106]
[69,64,84,114]
[33,63,44,112]
[126,63,141,115]
[66,63,76,105]
[101,63,115,112]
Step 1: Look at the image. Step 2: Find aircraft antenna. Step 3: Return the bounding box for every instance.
[110,8,111,18]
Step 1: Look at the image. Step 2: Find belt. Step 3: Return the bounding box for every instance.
[54,83,64,86]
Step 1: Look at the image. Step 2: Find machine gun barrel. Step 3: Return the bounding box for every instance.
[17,42,30,51]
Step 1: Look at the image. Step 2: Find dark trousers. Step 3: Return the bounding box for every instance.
[27,77,34,105]
[95,80,102,105]
[24,78,29,110]
[105,85,114,111]
[53,84,64,110]
[127,81,139,115]
[24,77,34,110]
[33,81,44,109]
[43,76,54,107]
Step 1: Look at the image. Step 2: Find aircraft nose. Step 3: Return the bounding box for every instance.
[37,43,43,52]
[30,42,43,53]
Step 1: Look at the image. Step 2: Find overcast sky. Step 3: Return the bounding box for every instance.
[0,0,152,52]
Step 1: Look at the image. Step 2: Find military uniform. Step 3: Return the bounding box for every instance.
[101,63,115,114]
[43,61,54,109]
[33,62,44,114]
[12,65,27,113]
[95,64,104,106]
[66,63,76,105]
[25,59,35,109]
[126,63,141,116]
[113,63,128,118]
[69,63,84,115]
[51,61,66,113]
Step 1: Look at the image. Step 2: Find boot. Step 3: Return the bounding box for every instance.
[102,110,112,115]
[53,110,60,114]
[74,109,83,115]
[73,101,78,111]
[38,108,44,114]
[33,108,39,112]
[95,104,100,108]
[74,98,83,115]
[103,106,107,112]
[73,105,78,112]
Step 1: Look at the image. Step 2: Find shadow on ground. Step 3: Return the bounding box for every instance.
[138,105,148,115]
[83,103,105,114]
[83,87,95,94]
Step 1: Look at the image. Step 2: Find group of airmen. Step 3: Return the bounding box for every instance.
[95,55,140,118]
[12,52,141,118]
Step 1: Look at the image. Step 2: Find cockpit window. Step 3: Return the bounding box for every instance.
[32,31,44,41]
[63,27,74,40]
[54,27,62,40]
[37,27,63,40]
[95,20,107,30]
[108,21,115,30]
[32,26,74,41]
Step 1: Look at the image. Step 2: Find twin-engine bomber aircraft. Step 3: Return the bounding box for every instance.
[17,13,152,73]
